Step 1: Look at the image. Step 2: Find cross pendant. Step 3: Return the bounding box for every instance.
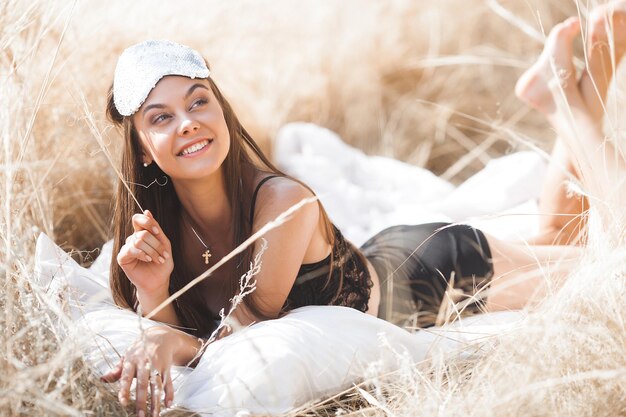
[202,249,212,265]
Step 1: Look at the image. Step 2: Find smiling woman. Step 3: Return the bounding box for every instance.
[103,40,373,416]
[105,41,345,339]
[99,17,626,414]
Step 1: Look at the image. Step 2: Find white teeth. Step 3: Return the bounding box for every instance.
[180,140,210,156]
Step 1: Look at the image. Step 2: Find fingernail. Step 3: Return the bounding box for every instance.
[138,410,145,417]
[146,256,152,262]
[163,251,170,259]
[159,256,165,264]
[152,227,159,235]
[166,400,172,408]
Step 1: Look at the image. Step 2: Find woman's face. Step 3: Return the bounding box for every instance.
[132,76,230,181]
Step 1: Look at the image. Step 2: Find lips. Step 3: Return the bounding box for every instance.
[177,139,213,156]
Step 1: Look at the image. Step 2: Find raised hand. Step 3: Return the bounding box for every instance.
[117,210,174,297]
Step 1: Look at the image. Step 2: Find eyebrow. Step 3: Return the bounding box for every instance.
[142,83,210,116]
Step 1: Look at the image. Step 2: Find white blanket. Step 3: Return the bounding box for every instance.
[275,123,547,245]
[34,122,540,416]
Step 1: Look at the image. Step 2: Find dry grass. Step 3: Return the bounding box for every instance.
[1,0,625,416]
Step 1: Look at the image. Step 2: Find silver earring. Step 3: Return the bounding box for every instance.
[143,162,149,167]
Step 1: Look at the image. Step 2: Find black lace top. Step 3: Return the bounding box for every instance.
[284,225,372,312]
[250,176,373,313]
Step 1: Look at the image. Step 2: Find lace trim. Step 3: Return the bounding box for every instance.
[283,227,372,313]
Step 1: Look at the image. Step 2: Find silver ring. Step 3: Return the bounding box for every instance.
[150,368,161,378]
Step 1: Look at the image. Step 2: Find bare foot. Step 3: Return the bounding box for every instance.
[580,0,626,121]
[515,17,585,117]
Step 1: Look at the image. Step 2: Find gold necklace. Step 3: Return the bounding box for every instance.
[190,226,212,264]
[186,218,212,265]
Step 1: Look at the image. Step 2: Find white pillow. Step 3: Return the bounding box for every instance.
[34,233,113,319]
[74,304,522,416]
[75,305,440,416]
[34,228,526,416]
[33,233,439,415]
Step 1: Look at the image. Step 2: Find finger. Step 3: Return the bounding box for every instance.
[117,244,144,266]
[163,368,174,409]
[132,212,161,237]
[135,361,150,417]
[143,211,171,253]
[120,245,154,264]
[133,212,172,257]
[133,211,166,240]
[151,370,164,417]
[100,360,123,383]
[135,230,164,254]
[118,359,136,407]
[132,232,165,264]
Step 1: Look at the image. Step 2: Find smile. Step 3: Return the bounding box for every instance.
[177,139,213,157]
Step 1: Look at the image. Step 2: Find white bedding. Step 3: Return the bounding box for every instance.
[275,123,547,244]
[34,122,540,416]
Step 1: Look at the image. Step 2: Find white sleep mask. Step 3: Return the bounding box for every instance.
[113,40,210,116]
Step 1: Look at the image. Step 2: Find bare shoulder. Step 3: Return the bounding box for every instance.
[252,176,318,225]
[259,176,314,201]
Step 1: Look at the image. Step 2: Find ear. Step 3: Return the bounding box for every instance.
[137,135,153,166]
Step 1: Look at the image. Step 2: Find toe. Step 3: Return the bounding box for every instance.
[588,1,626,45]
[544,18,580,77]
[548,17,581,48]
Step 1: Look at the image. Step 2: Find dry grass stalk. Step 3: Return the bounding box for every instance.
[3,0,625,416]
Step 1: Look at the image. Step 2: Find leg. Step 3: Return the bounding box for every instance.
[518,4,626,245]
[516,17,589,245]
[516,12,625,235]
[486,8,626,311]
[529,140,589,246]
[484,234,581,311]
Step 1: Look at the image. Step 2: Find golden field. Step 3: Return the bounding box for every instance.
[1,0,624,415]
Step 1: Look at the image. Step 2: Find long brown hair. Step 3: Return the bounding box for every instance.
[106,64,350,337]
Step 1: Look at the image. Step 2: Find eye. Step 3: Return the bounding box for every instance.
[152,113,170,124]
[191,98,208,109]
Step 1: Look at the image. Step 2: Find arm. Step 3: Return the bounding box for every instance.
[135,287,180,327]
[170,328,204,365]
[227,177,324,327]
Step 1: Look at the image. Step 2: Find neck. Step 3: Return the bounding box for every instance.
[172,169,233,235]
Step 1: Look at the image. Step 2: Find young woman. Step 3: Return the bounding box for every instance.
[101,3,626,415]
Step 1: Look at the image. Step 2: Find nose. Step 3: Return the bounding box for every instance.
[178,116,199,136]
